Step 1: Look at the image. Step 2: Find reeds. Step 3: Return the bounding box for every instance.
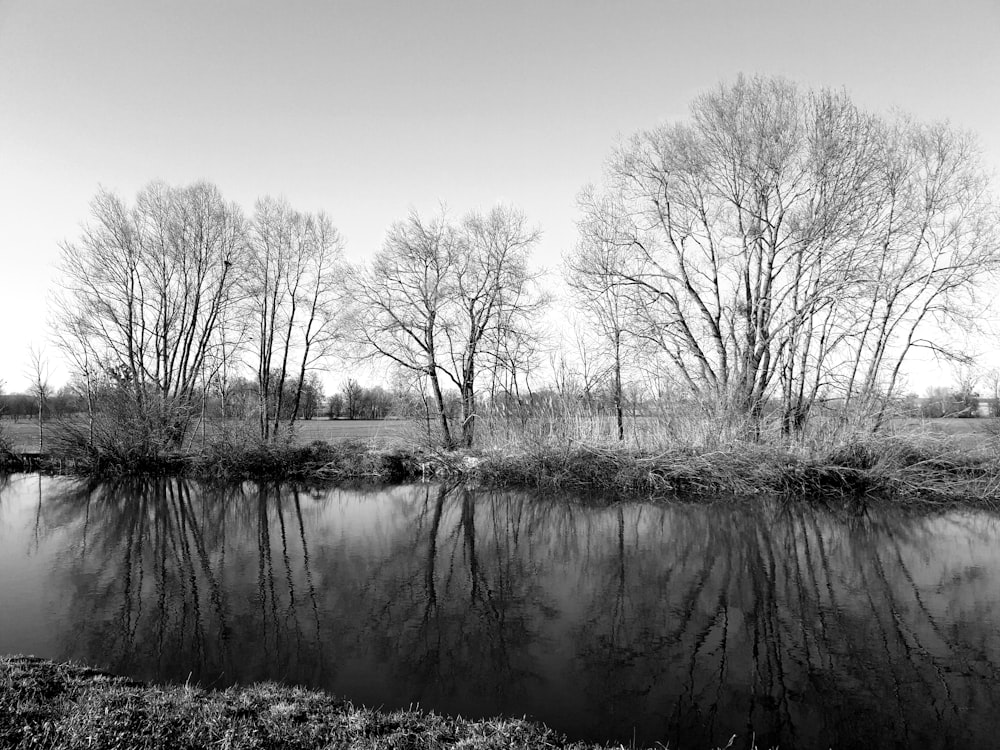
[0,431,23,471]
[22,402,1000,507]
[469,431,1000,506]
[192,437,422,482]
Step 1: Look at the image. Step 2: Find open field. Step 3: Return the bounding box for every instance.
[890,416,996,451]
[0,417,418,454]
[5,414,996,455]
[0,419,42,452]
[3,413,996,459]
[289,418,418,444]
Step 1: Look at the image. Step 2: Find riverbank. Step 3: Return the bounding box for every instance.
[1,655,599,750]
[3,433,999,507]
[474,437,1000,506]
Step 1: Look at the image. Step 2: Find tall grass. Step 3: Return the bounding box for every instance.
[465,400,1000,505]
[0,423,21,470]
[193,436,422,481]
[26,393,1000,506]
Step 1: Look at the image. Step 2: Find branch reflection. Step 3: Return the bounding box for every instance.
[21,478,1000,749]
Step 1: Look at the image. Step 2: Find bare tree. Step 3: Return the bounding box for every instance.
[51,311,99,447]
[355,206,543,448]
[0,379,8,457]
[287,213,348,427]
[566,210,636,441]
[354,209,458,445]
[56,181,248,445]
[247,198,347,439]
[342,378,363,420]
[580,75,1000,436]
[248,196,297,439]
[447,206,543,446]
[27,347,51,451]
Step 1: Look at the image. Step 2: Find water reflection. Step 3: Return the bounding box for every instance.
[1,474,1000,749]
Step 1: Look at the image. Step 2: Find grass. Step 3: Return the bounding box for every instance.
[0,656,780,750]
[470,433,1000,507]
[0,417,413,454]
[6,414,427,481]
[193,438,423,482]
[0,656,600,750]
[5,414,1000,507]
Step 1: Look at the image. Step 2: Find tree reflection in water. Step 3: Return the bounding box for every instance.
[5,476,1000,749]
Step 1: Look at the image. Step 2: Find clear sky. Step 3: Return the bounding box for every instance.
[1,0,999,392]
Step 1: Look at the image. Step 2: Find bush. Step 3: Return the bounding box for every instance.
[0,424,18,469]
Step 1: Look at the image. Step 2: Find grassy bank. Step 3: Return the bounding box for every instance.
[7,418,1000,506]
[35,429,426,482]
[471,435,1000,506]
[0,434,26,472]
[1,656,598,750]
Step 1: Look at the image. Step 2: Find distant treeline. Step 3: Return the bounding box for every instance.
[1,391,81,420]
[6,382,994,424]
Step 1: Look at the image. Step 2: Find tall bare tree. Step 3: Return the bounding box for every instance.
[26,347,51,451]
[579,75,1000,435]
[247,198,347,439]
[566,204,636,440]
[355,206,543,448]
[51,312,99,447]
[447,206,542,446]
[57,181,247,445]
[287,213,348,427]
[354,210,459,445]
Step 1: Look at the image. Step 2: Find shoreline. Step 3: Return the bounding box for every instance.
[3,434,999,507]
[1,655,603,750]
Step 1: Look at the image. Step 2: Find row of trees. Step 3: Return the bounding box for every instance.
[55,183,349,447]
[329,379,395,420]
[0,389,81,420]
[53,183,544,449]
[50,76,999,448]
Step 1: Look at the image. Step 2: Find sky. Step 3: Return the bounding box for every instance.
[1,0,999,393]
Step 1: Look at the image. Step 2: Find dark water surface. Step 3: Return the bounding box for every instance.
[2,474,999,749]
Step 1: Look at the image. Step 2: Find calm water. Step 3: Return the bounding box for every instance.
[1,474,999,749]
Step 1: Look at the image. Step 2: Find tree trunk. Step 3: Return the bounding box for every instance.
[613,330,624,441]
[461,370,476,448]
[428,366,453,448]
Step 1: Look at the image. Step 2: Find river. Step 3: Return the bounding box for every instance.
[1,473,998,749]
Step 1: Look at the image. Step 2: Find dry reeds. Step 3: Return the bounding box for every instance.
[469,430,1000,507]
[24,394,1000,508]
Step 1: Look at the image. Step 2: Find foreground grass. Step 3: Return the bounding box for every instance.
[2,656,779,750]
[1,656,599,750]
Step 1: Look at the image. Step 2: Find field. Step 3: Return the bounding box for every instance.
[0,417,419,454]
[890,416,995,451]
[2,415,996,455]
